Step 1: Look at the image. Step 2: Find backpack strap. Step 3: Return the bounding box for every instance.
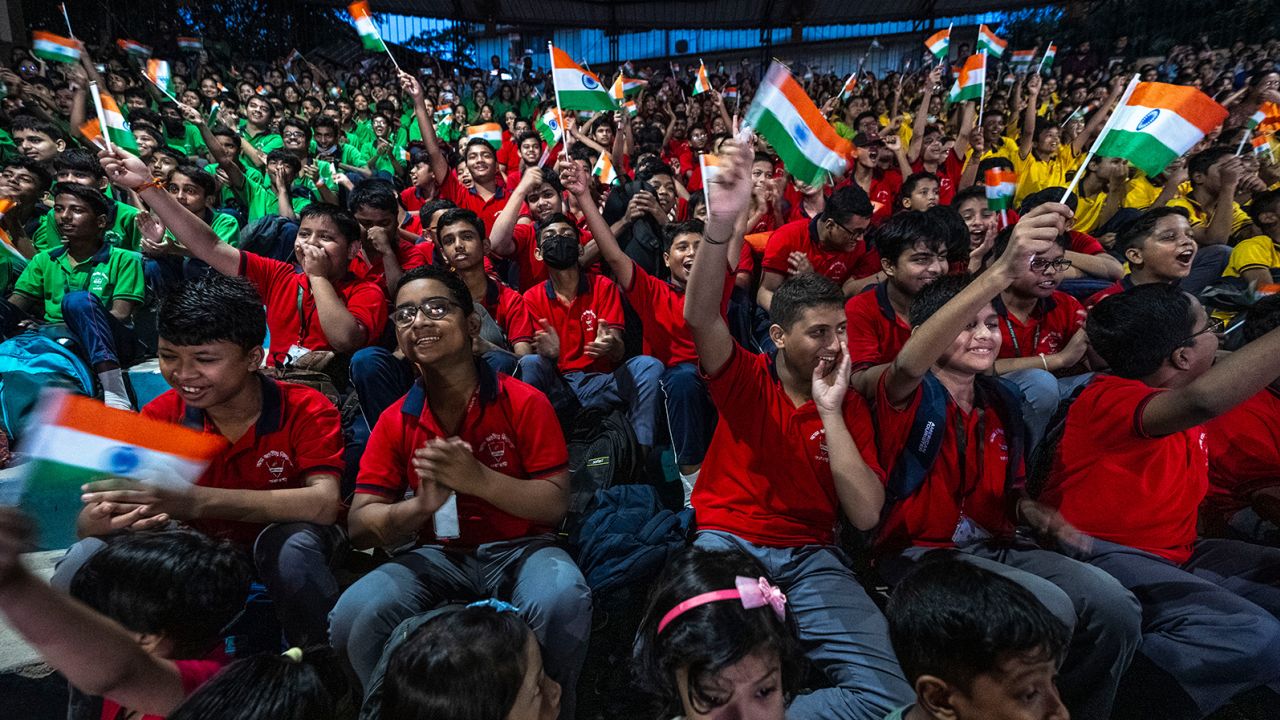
[885,372,950,503]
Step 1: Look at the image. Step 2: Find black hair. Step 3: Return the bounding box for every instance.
[568,142,598,164]
[898,172,939,206]
[131,123,166,147]
[853,110,880,128]
[1245,293,1280,343]
[463,137,497,157]
[245,94,276,116]
[1088,283,1198,378]
[1248,187,1280,226]
[167,648,355,720]
[169,164,217,199]
[1032,122,1060,142]
[515,130,541,146]
[909,274,972,327]
[528,169,565,195]
[991,223,1069,261]
[1114,206,1191,254]
[976,156,1015,177]
[279,116,312,142]
[687,189,706,215]
[952,185,988,209]
[535,212,580,242]
[129,109,165,130]
[297,203,360,246]
[159,275,267,350]
[1187,145,1235,182]
[348,179,399,215]
[1019,187,1078,215]
[69,529,251,658]
[925,205,972,264]
[152,146,187,165]
[11,114,64,142]
[435,207,486,240]
[824,183,874,225]
[872,211,948,264]
[419,198,457,227]
[50,181,110,217]
[663,219,705,251]
[381,606,533,720]
[394,259,476,320]
[2,156,53,190]
[53,148,107,180]
[266,149,303,173]
[770,272,844,330]
[637,161,676,185]
[311,116,339,133]
[634,547,803,717]
[886,557,1069,692]
[211,124,241,143]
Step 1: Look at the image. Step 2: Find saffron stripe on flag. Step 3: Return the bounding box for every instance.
[43,392,227,461]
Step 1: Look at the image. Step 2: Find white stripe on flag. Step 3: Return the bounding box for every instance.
[750,81,846,173]
[25,425,206,488]
[1109,102,1208,156]
[553,67,605,94]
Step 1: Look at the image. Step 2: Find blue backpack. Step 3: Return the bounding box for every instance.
[0,333,93,441]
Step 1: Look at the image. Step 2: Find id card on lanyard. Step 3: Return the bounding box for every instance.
[1004,316,1041,359]
[285,285,312,365]
[951,406,994,546]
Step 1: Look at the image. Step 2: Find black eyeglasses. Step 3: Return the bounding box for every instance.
[392,297,460,328]
[832,221,866,241]
[1180,316,1226,344]
[1030,258,1073,274]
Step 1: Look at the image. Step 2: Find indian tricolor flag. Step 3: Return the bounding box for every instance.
[96,90,138,151]
[985,168,1016,211]
[609,75,645,103]
[723,86,738,103]
[743,62,852,187]
[348,1,387,53]
[79,119,105,150]
[117,39,152,59]
[621,98,638,117]
[977,25,1007,58]
[699,152,725,187]
[0,198,23,263]
[1010,49,1036,69]
[1093,80,1228,177]
[1252,134,1272,159]
[176,37,203,52]
[1246,110,1267,130]
[535,107,563,146]
[948,53,986,104]
[145,59,175,96]
[14,391,226,549]
[592,153,619,185]
[925,26,951,60]
[839,73,858,103]
[32,31,80,64]
[693,61,712,95]
[1040,43,1057,72]
[466,122,503,149]
[550,43,614,112]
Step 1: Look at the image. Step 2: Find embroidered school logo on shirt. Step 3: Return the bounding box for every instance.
[809,428,830,463]
[89,269,110,295]
[479,432,515,470]
[823,261,848,281]
[580,309,598,335]
[256,450,294,482]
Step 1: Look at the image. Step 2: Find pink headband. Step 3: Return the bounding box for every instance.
[657,576,788,635]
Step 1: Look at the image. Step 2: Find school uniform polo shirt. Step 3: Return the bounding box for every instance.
[205,161,265,207]
[165,209,239,247]
[844,169,901,224]
[482,275,536,347]
[243,127,284,154]
[31,201,142,253]
[1013,146,1080,205]
[845,283,911,372]
[1074,184,1143,234]
[1040,374,1208,564]
[439,170,511,233]
[142,376,344,548]
[13,243,144,323]
[1084,276,1136,310]
[992,292,1084,360]
[873,373,1022,555]
[1166,194,1253,240]
[1204,387,1280,528]
[1222,235,1280,279]
[522,273,623,374]
[241,177,313,224]
[1066,229,1106,256]
[761,218,881,287]
[355,363,569,548]
[503,221,595,292]
[691,343,885,548]
[348,238,427,292]
[238,250,387,366]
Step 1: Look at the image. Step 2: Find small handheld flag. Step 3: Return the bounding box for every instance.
[535,107,564,147]
[609,75,645,104]
[145,59,176,98]
[31,31,81,65]
[117,39,152,59]
[466,122,503,149]
[621,99,639,117]
[176,37,203,52]
[549,43,614,112]
[1040,43,1057,74]
[592,153,619,185]
[78,119,105,150]
[839,73,858,103]
[1246,110,1267,131]
[348,1,387,53]
[693,61,712,95]
[743,62,852,187]
[985,168,1016,210]
[925,25,951,60]
[88,83,138,152]
[977,25,1007,58]
[948,54,986,104]
[723,86,739,104]
[0,198,25,263]
[1252,134,1272,160]
[1010,49,1036,70]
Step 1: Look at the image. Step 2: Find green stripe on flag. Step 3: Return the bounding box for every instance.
[1096,129,1181,178]
[19,458,109,550]
[750,111,831,187]
[556,89,615,113]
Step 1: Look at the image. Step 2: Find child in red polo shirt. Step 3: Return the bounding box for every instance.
[846,211,949,398]
[0,520,249,720]
[330,265,590,718]
[684,139,913,719]
[491,167,594,291]
[1040,283,1280,718]
[515,213,664,447]
[757,184,882,313]
[1205,294,1280,544]
[1083,207,1197,309]
[68,276,347,647]
[871,204,1140,719]
[347,181,426,296]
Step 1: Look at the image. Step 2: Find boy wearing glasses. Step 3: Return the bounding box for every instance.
[331,265,590,715]
[1041,283,1280,718]
[757,184,882,313]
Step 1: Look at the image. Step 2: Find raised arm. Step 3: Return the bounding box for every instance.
[1020,74,1042,160]
[401,72,449,184]
[1072,74,1128,156]
[490,167,541,258]
[907,66,943,163]
[561,156,633,288]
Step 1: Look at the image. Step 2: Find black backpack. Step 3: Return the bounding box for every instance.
[562,406,642,532]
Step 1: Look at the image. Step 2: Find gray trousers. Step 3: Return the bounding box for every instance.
[880,542,1142,720]
[1002,369,1095,450]
[1079,537,1280,719]
[694,530,914,720]
[52,522,345,647]
[327,536,591,720]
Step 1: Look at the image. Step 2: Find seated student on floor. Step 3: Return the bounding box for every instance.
[562,157,726,504]
[0,182,144,410]
[137,164,242,298]
[59,275,346,647]
[757,184,883,313]
[1017,189,1125,293]
[684,139,913,720]
[883,558,1070,720]
[1222,188,1280,288]
[985,227,1095,448]
[871,204,1140,719]
[491,167,593,292]
[952,185,1000,270]
[515,212,663,446]
[1168,147,1260,293]
[99,146,388,373]
[31,148,142,253]
[0,514,250,720]
[846,211,949,398]
[1204,294,1280,544]
[0,156,53,257]
[346,180,425,297]
[1084,207,1197,308]
[329,265,590,719]
[1039,283,1280,719]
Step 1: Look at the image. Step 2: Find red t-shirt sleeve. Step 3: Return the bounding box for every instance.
[342,281,389,346]
[355,403,410,498]
[873,371,925,478]
[439,171,468,205]
[596,276,625,327]
[503,222,536,260]
[760,227,799,276]
[399,240,427,271]
[846,293,886,371]
[288,385,346,475]
[511,385,570,478]
[1069,230,1106,256]
[498,289,536,345]
[176,659,227,696]
[238,250,293,300]
[704,342,766,407]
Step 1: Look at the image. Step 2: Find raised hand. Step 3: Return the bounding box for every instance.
[811,341,852,417]
[533,318,560,361]
[98,147,153,190]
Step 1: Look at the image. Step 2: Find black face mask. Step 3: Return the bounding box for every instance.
[541,234,579,270]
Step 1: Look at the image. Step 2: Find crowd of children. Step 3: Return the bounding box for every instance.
[0,24,1279,720]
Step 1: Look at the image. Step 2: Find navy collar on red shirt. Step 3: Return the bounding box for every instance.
[992,293,1057,320]
[807,216,822,248]
[1119,276,1136,292]
[401,356,500,418]
[48,242,113,265]
[181,373,284,435]
[485,275,503,308]
[543,272,590,301]
[873,282,895,321]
